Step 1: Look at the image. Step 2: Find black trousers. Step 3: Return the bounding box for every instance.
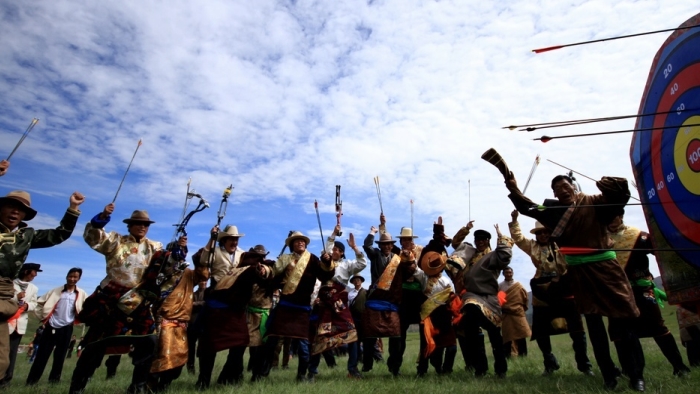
[457,330,485,371]
[69,334,156,394]
[587,314,645,381]
[197,346,245,387]
[26,324,73,384]
[460,304,507,376]
[536,330,592,371]
[105,354,122,378]
[1,331,23,384]
[386,319,411,374]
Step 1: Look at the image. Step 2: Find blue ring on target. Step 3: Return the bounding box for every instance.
[631,24,700,269]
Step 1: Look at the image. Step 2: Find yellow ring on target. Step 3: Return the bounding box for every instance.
[674,115,700,195]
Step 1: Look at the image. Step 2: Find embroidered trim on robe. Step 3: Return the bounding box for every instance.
[281,251,311,295]
[376,254,402,291]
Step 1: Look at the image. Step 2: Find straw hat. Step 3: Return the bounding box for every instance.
[0,190,37,221]
[285,231,310,247]
[218,225,245,241]
[530,221,549,234]
[123,210,155,224]
[375,232,396,244]
[420,251,446,276]
[398,227,418,239]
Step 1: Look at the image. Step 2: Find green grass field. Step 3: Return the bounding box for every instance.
[7,306,699,393]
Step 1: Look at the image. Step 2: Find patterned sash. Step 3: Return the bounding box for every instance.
[376,254,402,291]
[281,251,311,295]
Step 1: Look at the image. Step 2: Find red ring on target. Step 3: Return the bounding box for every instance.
[651,62,700,244]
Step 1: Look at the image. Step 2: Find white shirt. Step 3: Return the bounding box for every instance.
[48,289,77,328]
[348,287,360,304]
[325,237,367,285]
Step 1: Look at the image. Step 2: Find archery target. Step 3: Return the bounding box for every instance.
[631,16,700,270]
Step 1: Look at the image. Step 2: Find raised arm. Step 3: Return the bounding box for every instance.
[31,192,84,249]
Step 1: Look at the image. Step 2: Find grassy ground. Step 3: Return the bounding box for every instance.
[7,306,699,393]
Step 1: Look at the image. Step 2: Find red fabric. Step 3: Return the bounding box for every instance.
[498,290,507,307]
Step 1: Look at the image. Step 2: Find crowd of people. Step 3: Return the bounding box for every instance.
[0,158,698,393]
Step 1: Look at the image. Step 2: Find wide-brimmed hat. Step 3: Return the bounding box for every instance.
[375,232,396,244]
[530,221,549,235]
[123,210,155,224]
[248,245,269,256]
[0,190,37,221]
[350,275,365,283]
[421,251,446,276]
[218,225,245,241]
[473,229,491,240]
[285,231,310,247]
[398,227,419,239]
[20,263,42,273]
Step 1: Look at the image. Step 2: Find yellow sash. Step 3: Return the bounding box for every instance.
[420,287,452,321]
[281,251,311,295]
[609,226,641,269]
[376,254,402,291]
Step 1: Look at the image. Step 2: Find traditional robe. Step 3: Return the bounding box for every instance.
[200,264,271,352]
[266,251,335,339]
[609,225,669,339]
[508,177,639,319]
[362,254,416,338]
[461,240,513,327]
[499,281,532,344]
[310,242,366,354]
[151,265,209,373]
[508,220,584,339]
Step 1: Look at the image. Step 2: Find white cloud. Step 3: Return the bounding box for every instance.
[1,0,697,292]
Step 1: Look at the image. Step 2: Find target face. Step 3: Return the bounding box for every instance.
[631,15,700,272]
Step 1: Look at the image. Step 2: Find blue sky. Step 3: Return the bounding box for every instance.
[1,1,697,294]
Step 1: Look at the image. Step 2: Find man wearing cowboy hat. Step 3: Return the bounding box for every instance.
[362,222,418,377]
[252,231,334,383]
[200,224,245,288]
[369,214,426,377]
[0,190,84,381]
[413,217,457,377]
[508,209,592,376]
[71,203,184,394]
[196,242,274,389]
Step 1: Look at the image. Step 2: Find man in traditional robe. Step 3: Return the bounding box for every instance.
[203,225,245,288]
[457,225,513,378]
[414,218,456,377]
[608,211,690,377]
[0,190,83,381]
[252,231,335,382]
[498,267,531,357]
[446,222,488,372]
[362,228,417,377]
[508,210,592,375]
[308,225,366,379]
[71,205,185,394]
[505,173,644,391]
[148,237,209,392]
[196,244,273,389]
